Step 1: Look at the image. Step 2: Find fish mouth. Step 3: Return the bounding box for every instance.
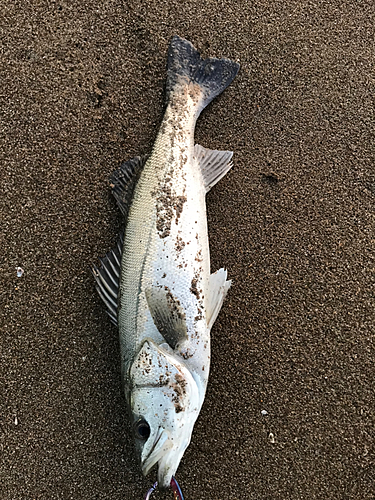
[157,436,191,490]
[142,428,173,477]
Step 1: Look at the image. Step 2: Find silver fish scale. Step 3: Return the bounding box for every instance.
[118,98,210,383]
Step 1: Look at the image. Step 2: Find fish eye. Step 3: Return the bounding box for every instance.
[134,419,151,440]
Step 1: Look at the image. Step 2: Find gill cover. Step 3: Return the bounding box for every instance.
[129,339,200,488]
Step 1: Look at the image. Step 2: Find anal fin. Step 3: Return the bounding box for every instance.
[194,144,233,193]
[145,285,188,350]
[206,268,231,330]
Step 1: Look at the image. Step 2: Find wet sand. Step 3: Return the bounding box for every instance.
[1,1,374,499]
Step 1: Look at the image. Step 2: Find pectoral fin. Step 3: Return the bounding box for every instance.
[194,144,233,193]
[206,268,231,330]
[145,286,188,350]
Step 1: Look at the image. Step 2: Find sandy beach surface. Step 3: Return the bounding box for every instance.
[1,1,374,499]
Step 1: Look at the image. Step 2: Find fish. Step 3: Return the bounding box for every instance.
[92,35,239,489]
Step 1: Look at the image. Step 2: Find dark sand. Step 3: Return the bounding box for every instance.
[1,1,374,499]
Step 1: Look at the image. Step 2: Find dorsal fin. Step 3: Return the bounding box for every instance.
[194,144,233,193]
[145,285,188,350]
[110,156,147,215]
[91,234,123,326]
[206,268,231,330]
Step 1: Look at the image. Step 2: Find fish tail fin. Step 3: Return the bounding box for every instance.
[166,36,239,113]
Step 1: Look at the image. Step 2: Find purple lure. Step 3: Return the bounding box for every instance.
[144,481,158,500]
[143,477,184,500]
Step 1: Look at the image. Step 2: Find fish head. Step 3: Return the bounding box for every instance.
[129,338,201,489]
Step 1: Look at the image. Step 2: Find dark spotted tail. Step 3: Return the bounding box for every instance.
[166,36,239,113]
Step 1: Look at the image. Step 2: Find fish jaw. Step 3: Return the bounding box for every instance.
[156,435,192,490]
[130,340,201,485]
[141,427,173,476]
[140,425,192,490]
